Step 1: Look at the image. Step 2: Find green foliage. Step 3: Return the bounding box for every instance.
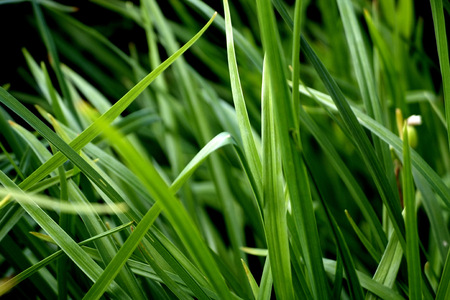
[0,0,449,299]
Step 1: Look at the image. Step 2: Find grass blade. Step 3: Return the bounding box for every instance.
[0,221,133,296]
[402,123,422,299]
[429,0,450,151]
[223,0,262,202]
[261,57,295,299]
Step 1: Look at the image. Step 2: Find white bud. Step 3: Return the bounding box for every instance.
[406,115,422,126]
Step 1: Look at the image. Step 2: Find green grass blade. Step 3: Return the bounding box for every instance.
[90,120,232,298]
[185,0,262,71]
[0,221,133,296]
[67,181,146,300]
[345,210,382,262]
[402,123,422,299]
[366,233,403,300]
[298,107,386,251]
[298,85,450,207]
[82,201,162,300]
[429,0,450,151]
[336,0,384,122]
[144,2,249,294]
[0,11,217,193]
[323,258,404,300]
[261,57,295,299]
[257,255,273,300]
[363,9,405,112]
[257,1,330,298]
[0,171,132,299]
[31,0,79,125]
[291,0,303,128]
[436,250,450,300]
[137,242,193,300]
[300,36,406,249]
[273,1,406,248]
[305,156,364,299]
[241,259,260,298]
[0,188,125,214]
[223,0,262,202]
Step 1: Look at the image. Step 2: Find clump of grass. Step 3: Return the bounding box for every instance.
[0,0,449,299]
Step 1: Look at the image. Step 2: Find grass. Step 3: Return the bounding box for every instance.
[0,0,449,299]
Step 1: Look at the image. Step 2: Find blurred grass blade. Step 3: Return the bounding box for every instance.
[436,251,450,300]
[429,0,450,151]
[31,0,79,125]
[274,0,406,248]
[0,11,217,192]
[305,156,364,299]
[298,107,386,251]
[300,35,406,249]
[0,171,132,299]
[256,1,329,298]
[82,201,162,300]
[298,85,450,207]
[0,188,126,214]
[0,221,133,296]
[323,258,403,300]
[94,119,231,298]
[402,123,422,299]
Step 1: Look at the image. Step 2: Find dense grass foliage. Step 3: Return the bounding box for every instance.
[0,0,449,299]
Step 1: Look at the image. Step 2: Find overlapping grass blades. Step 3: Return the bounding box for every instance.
[0,0,449,299]
[256,0,329,298]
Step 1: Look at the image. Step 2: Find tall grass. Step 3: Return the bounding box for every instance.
[0,0,449,299]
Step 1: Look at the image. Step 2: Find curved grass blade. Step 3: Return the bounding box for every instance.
[0,171,132,299]
[0,221,133,296]
[241,259,259,298]
[0,11,217,194]
[223,0,262,203]
[83,120,232,299]
[145,2,249,294]
[366,233,403,300]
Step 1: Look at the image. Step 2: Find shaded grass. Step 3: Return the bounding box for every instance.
[0,0,449,299]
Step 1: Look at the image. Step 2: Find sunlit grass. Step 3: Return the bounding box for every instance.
[0,0,449,299]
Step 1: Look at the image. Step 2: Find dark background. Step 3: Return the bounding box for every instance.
[0,0,447,95]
